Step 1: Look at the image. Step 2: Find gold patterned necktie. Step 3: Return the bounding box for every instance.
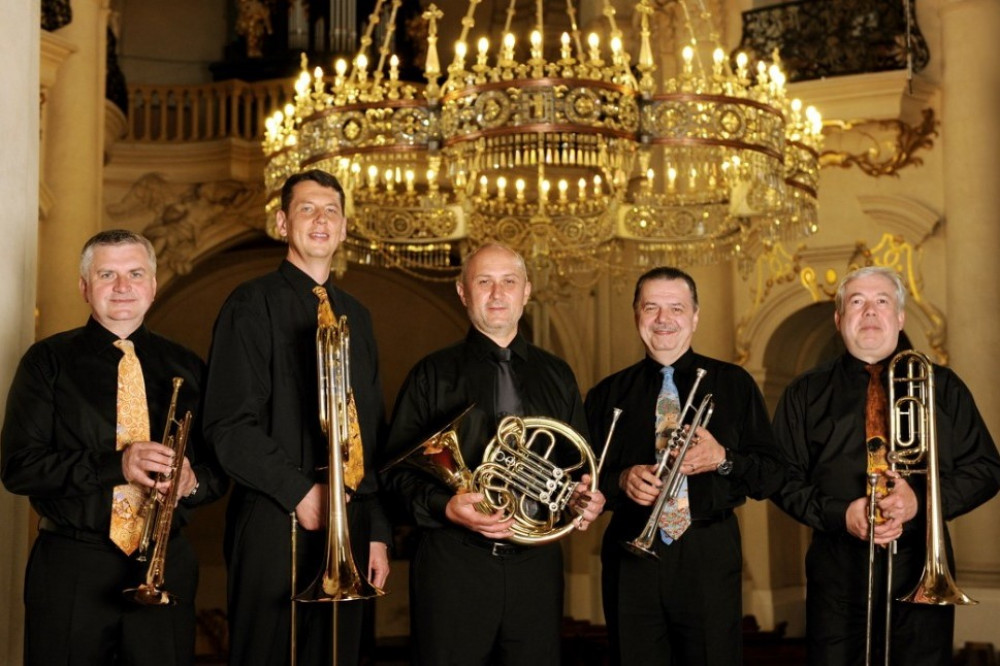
[865,363,890,524]
[110,339,151,554]
[313,285,365,490]
[656,366,691,543]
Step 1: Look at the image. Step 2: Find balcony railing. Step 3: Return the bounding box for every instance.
[734,0,929,83]
[124,79,293,142]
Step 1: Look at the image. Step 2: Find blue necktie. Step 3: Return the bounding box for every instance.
[655,366,691,544]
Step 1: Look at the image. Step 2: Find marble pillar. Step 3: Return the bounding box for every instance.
[37,0,110,339]
[940,0,1000,644]
[0,3,40,664]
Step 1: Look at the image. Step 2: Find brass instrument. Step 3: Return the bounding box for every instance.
[385,406,616,545]
[290,313,382,665]
[864,350,975,666]
[625,368,714,559]
[123,377,192,606]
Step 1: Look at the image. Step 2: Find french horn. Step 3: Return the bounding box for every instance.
[385,405,611,545]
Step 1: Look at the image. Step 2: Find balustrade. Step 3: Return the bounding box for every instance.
[125,79,293,142]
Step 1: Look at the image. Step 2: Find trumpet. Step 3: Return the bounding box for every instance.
[123,377,192,606]
[624,368,714,559]
[864,350,975,666]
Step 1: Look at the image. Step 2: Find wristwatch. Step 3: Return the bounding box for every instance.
[716,450,734,476]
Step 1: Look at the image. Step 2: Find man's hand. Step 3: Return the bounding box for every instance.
[122,441,176,493]
[444,492,513,539]
[295,484,327,531]
[846,494,906,546]
[877,471,919,524]
[620,464,663,506]
[673,426,725,476]
[368,541,390,589]
[572,474,606,531]
[174,457,197,504]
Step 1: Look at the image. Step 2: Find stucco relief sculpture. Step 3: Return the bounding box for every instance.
[108,174,266,279]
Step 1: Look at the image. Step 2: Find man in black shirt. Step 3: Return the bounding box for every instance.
[772,265,1000,665]
[383,242,606,665]
[1,229,227,665]
[586,266,784,665]
[202,169,390,666]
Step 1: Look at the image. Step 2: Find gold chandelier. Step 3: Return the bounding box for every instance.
[263,0,822,294]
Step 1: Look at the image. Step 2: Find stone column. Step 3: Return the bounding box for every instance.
[37,0,110,339]
[940,0,1000,644]
[0,4,40,664]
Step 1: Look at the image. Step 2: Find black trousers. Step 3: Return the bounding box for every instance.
[409,527,563,666]
[225,491,372,666]
[602,514,743,666]
[805,532,954,666]
[24,527,198,666]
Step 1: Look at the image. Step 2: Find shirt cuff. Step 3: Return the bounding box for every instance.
[823,498,851,532]
[427,489,452,522]
[98,450,126,487]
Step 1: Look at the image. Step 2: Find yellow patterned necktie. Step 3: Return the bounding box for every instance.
[313,286,365,491]
[110,339,151,554]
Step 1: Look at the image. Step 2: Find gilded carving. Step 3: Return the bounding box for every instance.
[735,242,803,365]
[737,232,947,366]
[820,108,938,178]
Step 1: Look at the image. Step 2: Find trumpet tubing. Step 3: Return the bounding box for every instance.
[625,368,713,560]
[124,377,192,606]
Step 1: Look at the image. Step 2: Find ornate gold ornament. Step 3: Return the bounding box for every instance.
[819,108,937,178]
[736,232,946,365]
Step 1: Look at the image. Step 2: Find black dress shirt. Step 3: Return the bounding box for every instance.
[585,349,784,540]
[1,317,226,534]
[202,260,390,543]
[382,327,590,527]
[772,350,1000,534]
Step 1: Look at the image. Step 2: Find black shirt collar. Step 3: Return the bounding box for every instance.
[83,316,151,354]
[641,347,696,375]
[279,258,337,314]
[280,258,333,290]
[465,327,529,362]
[841,341,910,376]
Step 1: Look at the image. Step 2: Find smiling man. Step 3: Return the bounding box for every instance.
[382,242,605,665]
[772,266,1000,665]
[585,266,784,666]
[1,230,226,665]
[202,170,391,666]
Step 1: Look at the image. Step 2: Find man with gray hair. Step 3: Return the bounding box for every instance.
[772,265,1000,665]
[2,229,227,665]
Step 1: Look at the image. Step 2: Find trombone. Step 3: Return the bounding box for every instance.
[625,368,713,559]
[290,312,383,666]
[864,350,976,666]
[123,377,192,605]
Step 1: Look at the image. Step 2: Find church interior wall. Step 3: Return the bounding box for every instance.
[3,0,1000,661]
